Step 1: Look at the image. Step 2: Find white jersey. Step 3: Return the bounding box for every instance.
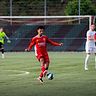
[85,30,96,53]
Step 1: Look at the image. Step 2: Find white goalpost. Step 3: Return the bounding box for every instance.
[0,15,93,26]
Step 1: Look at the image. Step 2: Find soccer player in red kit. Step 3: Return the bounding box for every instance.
[25,26,63,83]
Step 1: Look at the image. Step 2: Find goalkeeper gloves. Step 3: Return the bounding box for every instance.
[7,40,11,43]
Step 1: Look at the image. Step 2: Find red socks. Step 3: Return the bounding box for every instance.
[39,66,46,78]
[41,66,46,72]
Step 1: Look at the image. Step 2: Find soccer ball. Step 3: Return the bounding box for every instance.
[47,72,54,80]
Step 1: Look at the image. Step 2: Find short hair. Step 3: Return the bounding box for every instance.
[37,26,45,30]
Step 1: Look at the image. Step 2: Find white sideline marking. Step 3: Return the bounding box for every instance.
[3,70,30,76]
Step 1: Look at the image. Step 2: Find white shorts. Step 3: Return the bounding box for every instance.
[86,46,96,53]
[85,41,96,53]
[86,44,96,54]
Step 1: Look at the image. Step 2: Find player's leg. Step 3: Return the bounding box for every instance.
[43,62,49,77]
[43,54,50,77]
[0,43,4,58]
[84,45,92,70]
[40,57,46,73]
[1,48,4,58]
[37,74,43,83]
[84,53,90,70]
[37,57,45,83]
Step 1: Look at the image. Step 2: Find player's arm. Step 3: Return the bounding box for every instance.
[25,38,35,51]
[46,37,63,46]
[87,31,95,40]
[5,34,11,43]
[88,35,94,40]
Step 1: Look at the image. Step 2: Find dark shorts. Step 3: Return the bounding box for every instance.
[0,42,3,49]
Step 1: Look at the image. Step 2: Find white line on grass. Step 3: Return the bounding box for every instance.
[3,70,30,76]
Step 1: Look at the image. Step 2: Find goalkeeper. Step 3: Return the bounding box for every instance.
[0,27,11,58]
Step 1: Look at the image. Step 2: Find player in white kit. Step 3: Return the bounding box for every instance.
[84,24,96,70]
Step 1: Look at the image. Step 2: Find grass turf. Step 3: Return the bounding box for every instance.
[0,52,96,96]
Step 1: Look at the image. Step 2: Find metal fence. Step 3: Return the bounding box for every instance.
[0,0,66,16]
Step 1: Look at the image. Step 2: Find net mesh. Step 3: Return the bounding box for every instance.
[0,16,91,51]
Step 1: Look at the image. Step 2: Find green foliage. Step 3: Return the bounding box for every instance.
[1,0,96,16]
[64,0,96,15]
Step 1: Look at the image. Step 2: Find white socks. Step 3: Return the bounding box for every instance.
[95,56,96,69]
[84,54,96,70]
[2,54,4,59]
[84,54,90,70]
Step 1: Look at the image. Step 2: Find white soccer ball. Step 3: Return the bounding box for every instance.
[47,72,54,80]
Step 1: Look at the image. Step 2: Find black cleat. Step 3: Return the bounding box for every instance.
[37,77,43,83]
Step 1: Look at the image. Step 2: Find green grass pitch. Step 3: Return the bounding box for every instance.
[0,52,96,96]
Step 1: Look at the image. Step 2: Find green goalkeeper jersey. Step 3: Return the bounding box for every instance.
[0,31,6,44]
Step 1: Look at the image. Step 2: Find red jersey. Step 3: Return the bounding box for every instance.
[27,35,60,56]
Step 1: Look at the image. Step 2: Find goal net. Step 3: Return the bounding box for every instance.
[0,16,93,51]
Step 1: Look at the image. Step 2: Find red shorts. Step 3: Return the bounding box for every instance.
[36,54,50,63]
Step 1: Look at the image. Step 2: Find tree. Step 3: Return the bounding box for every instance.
[64,0,96,15]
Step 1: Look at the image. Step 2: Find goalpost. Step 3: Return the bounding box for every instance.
[0,15,93,25]
[0,15,94,51]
